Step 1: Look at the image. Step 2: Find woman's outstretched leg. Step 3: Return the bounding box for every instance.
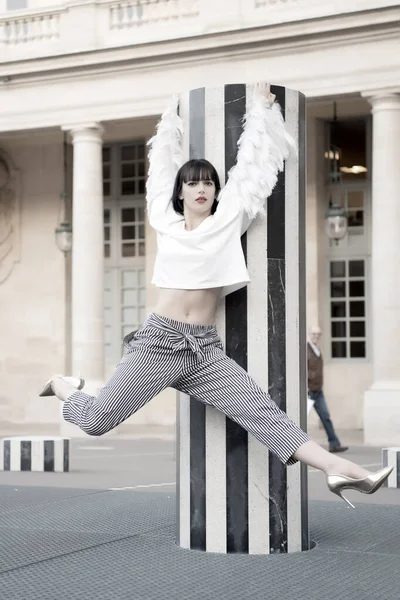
[293,440,368,478]
[39,326,187,436]
[180,345,387,485]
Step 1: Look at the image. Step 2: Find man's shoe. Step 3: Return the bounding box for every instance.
[329,445,349,453]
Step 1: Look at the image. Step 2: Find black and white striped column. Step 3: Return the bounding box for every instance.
[382,448,400,488]
[0,437,70,472]
[176,84,308,554]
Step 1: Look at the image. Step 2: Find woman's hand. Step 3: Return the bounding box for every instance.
[254,81,276,107]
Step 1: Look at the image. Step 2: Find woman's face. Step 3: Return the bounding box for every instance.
[180,179,216,217]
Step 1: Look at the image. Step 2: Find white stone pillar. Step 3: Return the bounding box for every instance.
[61,124,105,436]
[305,117,325,331]
[364,93,400,445]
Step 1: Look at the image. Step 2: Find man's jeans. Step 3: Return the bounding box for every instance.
[308,390,340,449]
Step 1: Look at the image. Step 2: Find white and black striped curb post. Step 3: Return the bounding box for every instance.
[0,437,70,472]
[382,448,400,487]
[176,84,308,554]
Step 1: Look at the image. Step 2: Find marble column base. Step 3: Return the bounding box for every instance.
[364,388,400,445]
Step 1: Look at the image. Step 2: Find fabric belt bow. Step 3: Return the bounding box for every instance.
[159,322,214,360]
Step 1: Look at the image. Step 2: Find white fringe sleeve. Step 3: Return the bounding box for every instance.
[217,88,295,224]
[146,96,184,227]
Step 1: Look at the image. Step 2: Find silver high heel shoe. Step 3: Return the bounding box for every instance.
[327,466,393,508]
[39,375,85,397]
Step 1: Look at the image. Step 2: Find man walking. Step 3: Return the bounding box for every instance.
[308,325,348,453]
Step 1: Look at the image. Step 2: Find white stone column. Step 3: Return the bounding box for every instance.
[305,117,325,331]
[61,124,105,436]
[364,93,400,445]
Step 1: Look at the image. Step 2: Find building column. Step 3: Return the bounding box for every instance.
[177,84,308,554]
[61,124,105,435]
[305,116,326,332]
[364,93,400,445]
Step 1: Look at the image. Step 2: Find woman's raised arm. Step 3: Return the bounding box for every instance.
[146,96,184,227]
[217,85,295,230]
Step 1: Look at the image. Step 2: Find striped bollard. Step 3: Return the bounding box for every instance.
[0,436,70,472]
[382,448,400,488]
[176,84,308,554]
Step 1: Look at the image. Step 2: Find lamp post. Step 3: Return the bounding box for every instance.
[325,102,341,184]
[55,134,72,254]
[324,102,348,244]
[55,219,72,253]
[325,203,347,244]
[326,143,341,183]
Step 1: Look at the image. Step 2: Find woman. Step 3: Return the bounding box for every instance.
[40,85,391,508]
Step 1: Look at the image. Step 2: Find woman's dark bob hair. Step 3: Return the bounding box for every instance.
[171,159,221,216]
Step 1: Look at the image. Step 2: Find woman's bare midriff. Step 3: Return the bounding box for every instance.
[154,287,222,325]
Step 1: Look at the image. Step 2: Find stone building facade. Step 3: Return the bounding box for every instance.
[0,0,399,443]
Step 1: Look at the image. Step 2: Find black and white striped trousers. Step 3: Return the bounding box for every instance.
[63,313,310,465]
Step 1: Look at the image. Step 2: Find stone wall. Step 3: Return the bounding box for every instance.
[0,133,66,427]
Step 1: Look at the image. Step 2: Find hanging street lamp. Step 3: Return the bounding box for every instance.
[55,218,73,253]
[55,134,73,254]
[325,202,348,244]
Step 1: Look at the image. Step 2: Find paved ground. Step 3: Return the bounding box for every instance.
[1,427,398,505]
[0,427,399,599]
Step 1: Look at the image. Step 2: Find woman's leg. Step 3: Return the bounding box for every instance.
[179,346,368,478]
[50,339,185,436]
[292,440,367,478]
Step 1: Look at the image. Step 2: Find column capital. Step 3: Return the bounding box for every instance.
[61,122,104,142]
[361,90,400,112]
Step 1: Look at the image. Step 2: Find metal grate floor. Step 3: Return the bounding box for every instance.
[1,485,399,600]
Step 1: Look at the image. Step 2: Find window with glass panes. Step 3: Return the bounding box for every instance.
[329,259,367,359]
[347,190,365,232]
[120,206,145,258]
[102,143,146,261]
[102,141,147,375]
[120,144,146,195]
